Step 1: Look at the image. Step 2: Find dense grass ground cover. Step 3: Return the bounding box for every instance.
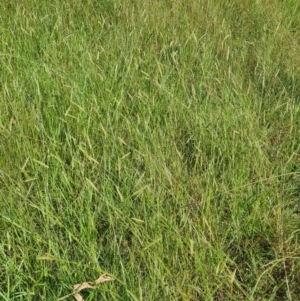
[1,0,300,300]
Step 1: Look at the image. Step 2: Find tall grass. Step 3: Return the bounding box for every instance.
[0,0,300,300]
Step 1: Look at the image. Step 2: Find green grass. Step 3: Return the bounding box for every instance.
[1,0,300,300]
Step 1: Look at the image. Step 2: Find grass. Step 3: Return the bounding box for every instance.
[0,0,300,300]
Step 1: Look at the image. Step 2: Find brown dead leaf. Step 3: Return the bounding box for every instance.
[95,275,114,284]
[58,274,114,301]
[73,281,95,292]
[73,292,84,301]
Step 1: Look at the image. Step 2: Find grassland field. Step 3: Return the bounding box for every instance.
[0,0,300,300]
